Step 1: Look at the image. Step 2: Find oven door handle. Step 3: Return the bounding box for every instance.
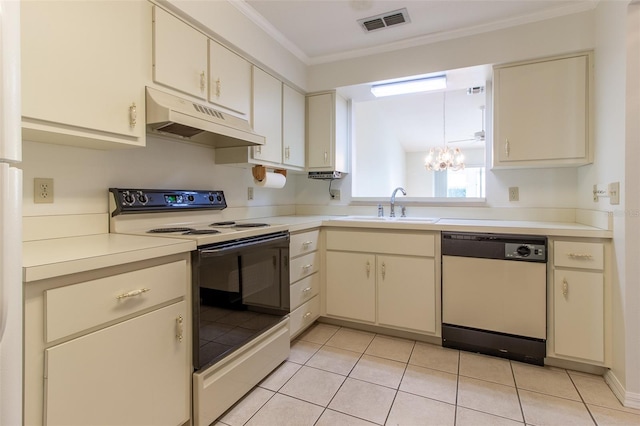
[199,233,289,257]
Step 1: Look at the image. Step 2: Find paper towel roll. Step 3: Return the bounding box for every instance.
[254,171,286,189]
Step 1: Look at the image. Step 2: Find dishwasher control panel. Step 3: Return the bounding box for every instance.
[505,243,546,261]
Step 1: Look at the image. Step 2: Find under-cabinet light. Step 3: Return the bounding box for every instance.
[371,75,447,97]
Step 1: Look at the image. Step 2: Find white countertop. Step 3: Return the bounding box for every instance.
[23,214,611,282]
[320,216,611,238]
[23,233,196,282]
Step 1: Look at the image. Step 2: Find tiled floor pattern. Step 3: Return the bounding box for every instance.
[215,323,640,426]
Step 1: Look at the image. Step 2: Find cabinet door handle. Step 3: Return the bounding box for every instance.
[567,252,593,259]
[285,146,290,159]
[505,139,510,157]
[302,264,313,271]
[302,240,313,249]
[176,315,184,342]
[302,286,312,294]
[215,78,221,98]
[366,260,371,278]
[303,312,313,320]
[255,146,262,155]
[200,71,206,92]
[116,288,150,300]
[562,278,569,297]
[129,102,137,128]
[324,151,328,164]
[381,262,386,280]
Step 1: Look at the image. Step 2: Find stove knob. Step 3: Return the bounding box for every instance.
[187,195,195,202]
[123,193,135,205]
[208,195,215,203]
[217,195,223,202]
[137,194,148,204]
[517,245,531,257]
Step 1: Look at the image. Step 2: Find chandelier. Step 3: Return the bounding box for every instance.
[425,91,465,172]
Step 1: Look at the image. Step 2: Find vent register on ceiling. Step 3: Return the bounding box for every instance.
[358,8,410,32]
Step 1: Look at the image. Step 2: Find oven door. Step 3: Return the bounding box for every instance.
[192,231,290,370]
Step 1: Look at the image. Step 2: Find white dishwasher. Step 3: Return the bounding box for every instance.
[441,232,547,365]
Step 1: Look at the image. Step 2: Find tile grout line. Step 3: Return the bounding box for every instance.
[381,339,416,426]
[566,370,600,426]
[509,360,527,425]
[453,349,461,425]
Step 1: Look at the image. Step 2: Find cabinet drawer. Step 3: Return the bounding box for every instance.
[326,230,435,257]
[290,273,320,311]
[290,295,320,338]
[45,260,187,342]
[290,251,320,282]
[554,241,604,270]
[290,229,320,258]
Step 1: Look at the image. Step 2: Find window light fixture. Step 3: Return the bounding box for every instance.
[371,75,447,98]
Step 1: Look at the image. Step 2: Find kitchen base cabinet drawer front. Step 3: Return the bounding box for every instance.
[554,241,604,270]
[326,251,376,323]
[45,260,187,342]
[45,301,189,426]
[290,295,320,338]
[553,270,604,362]
[194,319,290,426]
[290,273,320,311]
[326,230,435,257]
[290,251,320,282]
[290,230,320,258]
[378,256,436,334]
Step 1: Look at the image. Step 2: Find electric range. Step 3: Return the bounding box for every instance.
[109,188,292,425]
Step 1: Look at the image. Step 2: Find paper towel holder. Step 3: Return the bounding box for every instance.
[252,165,287,181]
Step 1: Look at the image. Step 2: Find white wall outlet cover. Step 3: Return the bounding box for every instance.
[608,182,620,205]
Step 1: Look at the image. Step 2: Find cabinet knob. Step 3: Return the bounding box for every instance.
[366,260,371,278]
[285,146,290,159]
[562,278,569,297]
[176,315,184,342]
[324,151,328,164]
[505,139,510,157]
[215,78,221,98]
[200,71,206,92]
[129,102,137,128]
[381,262,386,280]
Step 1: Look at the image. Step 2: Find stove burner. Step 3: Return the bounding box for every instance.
[183,229,221,235]
[234,223,270,228]
[210,221,236,227]
[148,227,195,233]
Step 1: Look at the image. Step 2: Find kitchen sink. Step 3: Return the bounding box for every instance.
[339,215,439,223]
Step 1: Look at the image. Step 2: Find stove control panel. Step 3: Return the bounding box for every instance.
[109,188,227,215]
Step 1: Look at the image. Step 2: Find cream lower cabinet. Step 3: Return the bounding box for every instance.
[24,254,191,426]
[549,239,610,366]
[325,229,438,335]
[289,229,321,338]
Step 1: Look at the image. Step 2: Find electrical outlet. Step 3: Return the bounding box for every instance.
[34,178,54,204]
[247,187,254,200]
[330,189,341,200]
[608,182,620,205]
[508,186,519,202]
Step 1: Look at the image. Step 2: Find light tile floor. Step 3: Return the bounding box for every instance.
[215,323,640,426]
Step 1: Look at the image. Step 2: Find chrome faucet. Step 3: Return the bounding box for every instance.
[390,187,406,217]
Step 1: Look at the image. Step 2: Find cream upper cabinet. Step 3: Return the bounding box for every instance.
[282,85,306,169]
[153,6,208,100]
[493,52,593,168]
[325,229,439,335]
[251,67,283,165]
[549,239,610,366]
[21,0,150,149]
[306,91,349,172]
[209,40,251,118]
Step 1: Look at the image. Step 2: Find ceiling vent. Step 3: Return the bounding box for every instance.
[358,8,410,33]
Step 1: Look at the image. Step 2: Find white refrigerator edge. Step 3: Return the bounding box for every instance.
[0,0,23,425]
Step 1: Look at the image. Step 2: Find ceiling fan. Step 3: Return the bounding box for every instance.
[447,105,485,144]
